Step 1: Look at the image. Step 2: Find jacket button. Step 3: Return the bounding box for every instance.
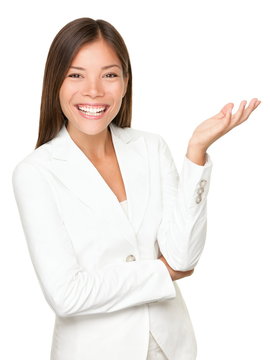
[196,194,202,204]
[199,179,207,187]
[197,187,204,195]
[126,254,136,262]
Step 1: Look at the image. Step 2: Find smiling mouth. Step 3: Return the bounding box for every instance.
[76,104,109,115]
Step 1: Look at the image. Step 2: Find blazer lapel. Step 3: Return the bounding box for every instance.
[49,122,150,249]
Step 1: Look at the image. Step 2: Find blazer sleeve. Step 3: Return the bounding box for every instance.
[156,135,213,271]
[12,160,176,318]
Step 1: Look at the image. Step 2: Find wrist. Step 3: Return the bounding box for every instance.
[186,145,207,166]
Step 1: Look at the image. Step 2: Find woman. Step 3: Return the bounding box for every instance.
[12,17,260,360]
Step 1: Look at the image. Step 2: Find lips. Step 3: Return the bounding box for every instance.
[75,103,110,119]
[76,103,109,114]
[76,103,110,110]
[76,103,110,107]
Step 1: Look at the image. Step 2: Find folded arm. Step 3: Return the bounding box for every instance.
[12,161,176,318]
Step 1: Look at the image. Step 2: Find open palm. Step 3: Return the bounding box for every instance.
[189,98,261,151]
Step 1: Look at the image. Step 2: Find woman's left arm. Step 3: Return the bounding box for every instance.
[157,98,261,271]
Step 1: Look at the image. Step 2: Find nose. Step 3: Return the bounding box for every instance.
[81,78,105,98]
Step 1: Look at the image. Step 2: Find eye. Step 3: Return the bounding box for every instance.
[68,73,82,78]
[104,73,118,78]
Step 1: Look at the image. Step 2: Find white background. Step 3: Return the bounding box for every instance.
[1,0,269,359]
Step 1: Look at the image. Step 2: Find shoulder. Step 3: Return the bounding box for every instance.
[12,141,53,180]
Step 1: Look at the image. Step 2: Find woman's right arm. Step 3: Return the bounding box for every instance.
[159,255,194,281]
[12,161,176,318]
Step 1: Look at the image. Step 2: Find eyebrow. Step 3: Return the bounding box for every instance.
[69,64,121,71]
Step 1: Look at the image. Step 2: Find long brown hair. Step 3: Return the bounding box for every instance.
[35,17,132,149]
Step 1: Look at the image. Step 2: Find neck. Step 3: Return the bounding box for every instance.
[66,122,113,160]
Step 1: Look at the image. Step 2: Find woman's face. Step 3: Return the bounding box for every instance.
[59,39,129,136]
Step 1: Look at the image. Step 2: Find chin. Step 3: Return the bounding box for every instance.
[69,120,110,136]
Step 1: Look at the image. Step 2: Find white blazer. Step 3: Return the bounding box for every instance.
[12,122,213,360]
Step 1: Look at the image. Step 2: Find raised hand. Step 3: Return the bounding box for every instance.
[186,98,261,165]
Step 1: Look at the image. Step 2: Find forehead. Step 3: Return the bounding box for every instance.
[71,39,121,67]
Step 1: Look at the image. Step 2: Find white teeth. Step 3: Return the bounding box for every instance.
[78,105,106,114]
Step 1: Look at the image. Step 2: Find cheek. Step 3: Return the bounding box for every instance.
[106,82,126,100]
[59,83,77,107]
[59,85,67,106]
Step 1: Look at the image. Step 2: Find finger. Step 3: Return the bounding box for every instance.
[251,100,261,112]
[242,98,260,120]
[254,99,261,109]
[225,103,233,123]
[216,103,234,118]
[231,100,247,123]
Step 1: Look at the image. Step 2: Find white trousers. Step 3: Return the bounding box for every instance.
[146,332,169,360]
